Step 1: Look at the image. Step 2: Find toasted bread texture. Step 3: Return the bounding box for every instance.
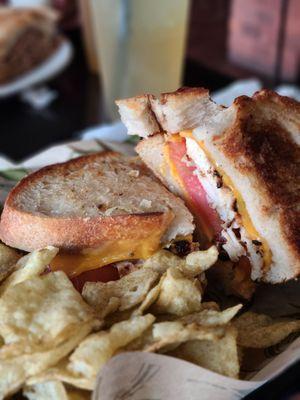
[116,95,161,137]
[195,90,300,283]
[136,134,184,198]
[0,153,194,252]
[116,87,223,137]
[133,89,300,283]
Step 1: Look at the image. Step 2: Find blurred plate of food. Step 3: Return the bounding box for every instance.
[0,6,73,98]
[0,37,72,98]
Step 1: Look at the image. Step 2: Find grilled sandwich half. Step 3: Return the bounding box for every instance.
[117,88,300,283]
[0,152,194,286]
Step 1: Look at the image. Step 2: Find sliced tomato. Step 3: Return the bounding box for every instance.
[166,138,222,241]
[71,264,119,292]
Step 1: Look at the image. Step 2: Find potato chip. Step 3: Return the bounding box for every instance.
[0,271,95,351]
[137,248,219,318]
[122,327,154,352]
[0,238,268,394]
[0,243,21,283]
[143,247,218,278]
[180,304,242,326]
[0,246,58,295]
[0,322,92,398]
[152,321,183,339]
[233,311,300,348]
[23,380,69,400]
[150,267,202,316]
[27,360,92,391]
[182,246,218,277]
[133,275,164,316]
[100,297,121,319]
[0,361,25,398]
[143,250,183,274]
[145,321,227,353]
[82,268,158,318]
[103,308,137,329]
[27,317,155,391]
[169,326,239,378]
[24,380,91,400]
[67,314,155,387]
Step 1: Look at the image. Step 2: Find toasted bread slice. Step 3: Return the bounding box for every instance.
[136,134,186,199]
[134,89,300,283]
[116,95,161,137]
[116,87,223,137]
[194,90,300,283]
[0,152,194,252]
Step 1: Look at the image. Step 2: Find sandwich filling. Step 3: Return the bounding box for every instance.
[50,235,193,292]
[50,235,164,278]
[164,133,272,277]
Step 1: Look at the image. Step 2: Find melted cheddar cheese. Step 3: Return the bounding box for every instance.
[179,131,272,269]
[51,236,162,278]
[219,171,272,268]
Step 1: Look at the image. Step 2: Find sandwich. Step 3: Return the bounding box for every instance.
[116,88,300,284]
[0,6,59,83]
[0,152,194,290]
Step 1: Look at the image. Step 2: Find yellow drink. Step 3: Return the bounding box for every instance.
[90,0,190,120]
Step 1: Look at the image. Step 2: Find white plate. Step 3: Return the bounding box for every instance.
[0,38,73,98]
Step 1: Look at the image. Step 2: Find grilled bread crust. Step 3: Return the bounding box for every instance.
[116,95,161,137]
[116,87,223,137]
[131,89,300,283]
[201,90,300,282]
[0,152,194,252]
[136,134,184,198]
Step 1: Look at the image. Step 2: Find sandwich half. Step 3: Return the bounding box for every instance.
[0,152,194,288]
[116,88,300,283]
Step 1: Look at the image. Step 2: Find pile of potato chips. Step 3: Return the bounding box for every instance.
[0,244,299,399]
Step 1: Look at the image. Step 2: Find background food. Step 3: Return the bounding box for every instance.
[0,7,60,83]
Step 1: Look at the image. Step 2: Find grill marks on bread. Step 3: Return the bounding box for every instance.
[216,94,300,260]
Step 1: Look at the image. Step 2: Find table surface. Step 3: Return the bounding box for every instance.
[0,30,299,399]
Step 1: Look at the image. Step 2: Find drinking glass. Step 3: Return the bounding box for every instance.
[90,0,190,120]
